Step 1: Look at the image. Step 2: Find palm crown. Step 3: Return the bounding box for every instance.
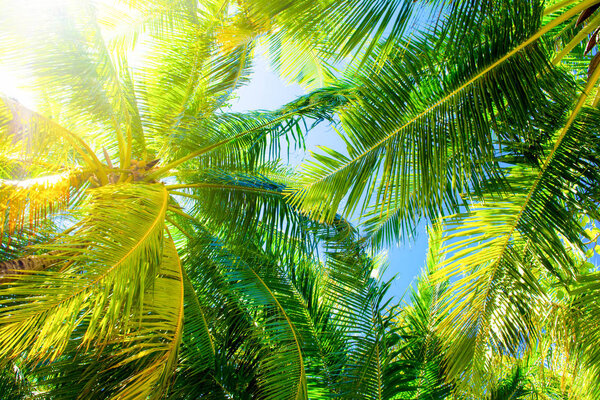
[1,0,600,399]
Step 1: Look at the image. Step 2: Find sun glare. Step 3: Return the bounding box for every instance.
[0,0,75,109]
[0,67,36,109]
[0,0,142,110]
[3,172,69,188]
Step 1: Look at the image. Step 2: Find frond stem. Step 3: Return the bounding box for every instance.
[165,215,193,241]
[552,11,600,65]
[167,206,198,223]
[543,0,597,16]
[167,184,282,197]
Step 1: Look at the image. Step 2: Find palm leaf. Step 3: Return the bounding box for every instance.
[148,87,350,179]
[0,183,169,363]
[103,231,184,400]
[433,99,600,387]
[287,0,582,231]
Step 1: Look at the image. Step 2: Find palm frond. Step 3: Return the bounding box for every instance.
[384,226,453,400]
[173,270,215,384]
[168,166,322,265]
[137,19,253,142]
[102,232,184,400]
[225,0,417,72]
[0,183,169,363]
[287,0,579,233]
[0,2,141,166]
[433,100,600,387]
[149,87,350,178]
[0,172,85,247]
[180,227,311,399]
[0,362,37,400]
[27,231,186,400]
[318,232,398,398]
[0,96,104,177]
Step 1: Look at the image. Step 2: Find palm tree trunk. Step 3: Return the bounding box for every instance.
[0,253,58,282]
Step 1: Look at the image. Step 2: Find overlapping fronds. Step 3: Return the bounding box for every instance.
[178,227,310,399]
[0,1,143,166]
[0,96,99,175]
[26,231,186,400]
[219,0,416,85]
[383,227,453,399]
[565,271,600,395]
[0,362,37,400]
[175,227,265,398]
[382,224,600,399]
[0,219,63,280]
[172,271,215,383]
[169,166,323,266]
[3,0,600,398]
[287,0,578,237]
[0,172,82,246]
[137,9,253,144]
[432,99,600,387]
[0,183,168,364]
[317,229,398,398]
[100,232,184,400]
[173,204,400,399]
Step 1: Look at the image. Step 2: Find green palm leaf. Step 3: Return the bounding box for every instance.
[287,0,583,232]
[0,183,168,363]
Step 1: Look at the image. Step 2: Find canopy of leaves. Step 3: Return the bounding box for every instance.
[0,0,599,399]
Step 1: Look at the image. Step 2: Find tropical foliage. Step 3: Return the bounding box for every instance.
[0,0,600,399]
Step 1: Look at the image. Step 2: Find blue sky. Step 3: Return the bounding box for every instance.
[229,52,428,301]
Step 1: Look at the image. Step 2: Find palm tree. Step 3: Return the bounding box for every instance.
[3,0,600,398]
[0,1,407,398]
[389,227,600,399]
[212,0,600,396]
[281,0,600,396]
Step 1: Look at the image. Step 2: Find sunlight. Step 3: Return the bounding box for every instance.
[0,67,36,109]
[9,0,68,13]
[7,0,70,32]
[0,0,72,108]
[2,172,69,188]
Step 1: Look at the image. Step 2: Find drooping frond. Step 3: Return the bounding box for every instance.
[178,226,310,399]
[168,166,323,267]
[319,231,398,399]
[101,231,185,400]
[172,271,215,388]
[175,227,265,398]
[174,202,400,399]
[0,96,104,177]
[432,98,600,387]
[220,0,418,86]
[28,231,186,400]
[0,183,168,364]
[0,172,84,247]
